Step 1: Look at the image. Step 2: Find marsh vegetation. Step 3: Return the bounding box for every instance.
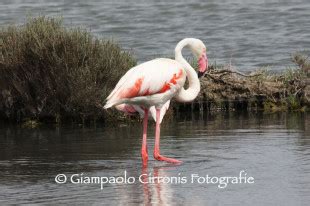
[0,16,136,123]
[0,17,309,125]
[178,54,309,113]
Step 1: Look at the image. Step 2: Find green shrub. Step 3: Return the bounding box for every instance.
[0,16,136,123]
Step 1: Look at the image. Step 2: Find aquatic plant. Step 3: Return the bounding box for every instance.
[0,16,136,123]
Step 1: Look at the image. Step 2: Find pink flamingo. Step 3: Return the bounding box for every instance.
[104,38,208,166]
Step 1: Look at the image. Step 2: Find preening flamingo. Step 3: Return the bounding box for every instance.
[104,38,208,166]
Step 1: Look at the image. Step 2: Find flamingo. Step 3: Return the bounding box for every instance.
[104,38,208,166]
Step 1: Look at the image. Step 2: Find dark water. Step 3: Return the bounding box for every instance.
[0,112,309,205]
[0,0,309,71]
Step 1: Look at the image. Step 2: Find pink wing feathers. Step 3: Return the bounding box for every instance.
[104,58,185,109]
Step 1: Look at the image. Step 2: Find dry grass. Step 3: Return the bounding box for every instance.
[191,55,310,112]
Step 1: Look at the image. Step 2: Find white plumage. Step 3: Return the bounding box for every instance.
[104,58,186,123]
[104,38,208,165]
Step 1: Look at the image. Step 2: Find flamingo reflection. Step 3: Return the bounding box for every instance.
[141,165,178,205]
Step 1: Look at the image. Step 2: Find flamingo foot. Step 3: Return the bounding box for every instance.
[153,153,182,164]
[141,149,148,166]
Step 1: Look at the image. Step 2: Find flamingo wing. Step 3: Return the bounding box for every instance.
[104,58,185,109]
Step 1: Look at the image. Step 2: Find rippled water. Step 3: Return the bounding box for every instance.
[0,112,309,205]
[0,0,309,70]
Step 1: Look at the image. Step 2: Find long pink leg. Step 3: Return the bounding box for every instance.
[141,109,149,167]
[153,108,182,164]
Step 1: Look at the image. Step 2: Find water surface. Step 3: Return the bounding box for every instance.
[0,0,309,70]
[0,112,309,205]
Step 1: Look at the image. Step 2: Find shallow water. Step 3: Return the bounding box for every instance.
[0,112,309,205]
[0,0,309,71]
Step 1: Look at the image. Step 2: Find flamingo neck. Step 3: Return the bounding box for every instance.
[174,38,200,102]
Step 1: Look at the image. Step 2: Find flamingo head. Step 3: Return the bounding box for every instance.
[189,39,208,78]
[197,47,208,78]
